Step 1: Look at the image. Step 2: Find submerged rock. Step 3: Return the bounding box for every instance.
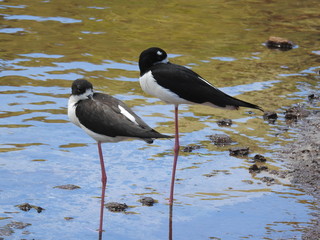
[15,203,44,213]
[217,119,233,127]
[209,134,233,146]
[285,106,310,122]
[182,145,201,152]
[203,170,231,177]
[105,202,128,212]
[260,176,275,186]
[308,94,320,102]
[249,164,268,173]
[16,203,32,212]
[269,169,290,179]
[0,221,31,237]
[253,154,267,162]
[139,197,156,206]
[6,221,31,229]
[266,36,294,50]
[0,225,14,236]
[229,147,249,156]
[53,184,81,190]
[263,111,278,124]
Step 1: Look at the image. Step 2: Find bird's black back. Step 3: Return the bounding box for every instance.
[75,92,171,142]
[150,63,263,111]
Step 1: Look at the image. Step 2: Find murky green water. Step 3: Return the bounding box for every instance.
[1,0,320,239]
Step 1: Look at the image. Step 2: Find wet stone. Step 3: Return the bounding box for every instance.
[242,180,254,184]
[266,36,294,50]
[249,164,268,173]
[269,169,290,178]
[0,226,13,236]
[260,176,275,185]
[182,145,201,152]
[203,170,231,177]
[253,154,267,162]
[7,221,31,230]
[16,203,32,212]
[0,221,31,237]
[263,111,278,124]
[33,206,44,213]
[15,203,44,213]
[249,164,260,173]
[229,147,249,156]
[139,197,156,206]
[209,134,233,146]
[54,184,81,190]
[260,166,269,171]
[308,94,320,102]
[105,202,128,212]
[285,106,310,121]
[217,119,233,127]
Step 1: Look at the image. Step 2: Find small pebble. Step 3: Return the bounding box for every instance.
[182,145,201,152]
[285,106,310,121]
[229,147,249,156]
[16,203,32,212]
[217,119,233,127]
[266,36,294,50]
[15,203,44,213]
[263,111,278,124]
[139,197,155,206]
[269,169,289,178]
[242,180,254,184]
[7,221,31,229]
[203,170,231,177]
[308,94,320,102]
[249,164,260,173]
[54,184,81,190]
[209,134,233,146]
[105,202,128,212]
[260,176,275,185]
[249,164,268,173]
[253,154,267,162]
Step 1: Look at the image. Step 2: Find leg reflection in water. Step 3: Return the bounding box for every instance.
[169,204,173,240]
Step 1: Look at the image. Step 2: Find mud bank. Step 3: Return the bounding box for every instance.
[278,109,320,239]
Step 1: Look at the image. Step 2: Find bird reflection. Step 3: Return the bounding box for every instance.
[169,204,173,240]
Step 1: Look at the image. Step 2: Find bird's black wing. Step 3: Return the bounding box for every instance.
[76,93,170,139]
[151,63,263,111]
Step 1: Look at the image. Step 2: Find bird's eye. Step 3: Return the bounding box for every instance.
[76,85,83,92]
[157,51,163,56]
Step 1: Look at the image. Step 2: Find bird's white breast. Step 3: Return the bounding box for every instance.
[68,96,136,143]
[68,95,81,127]
[81,127,129,143]
[139,71,192,105]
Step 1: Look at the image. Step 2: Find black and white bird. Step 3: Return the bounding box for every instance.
[67,79,170,237]
[138,47,263,205]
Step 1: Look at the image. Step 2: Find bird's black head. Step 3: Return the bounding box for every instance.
[138,47,168,75]
[71,79,93,96]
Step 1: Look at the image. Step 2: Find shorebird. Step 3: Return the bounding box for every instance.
[68,79,170,237]
[138,47,263,204]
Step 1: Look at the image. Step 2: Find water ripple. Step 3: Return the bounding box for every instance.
[1,14,82,23]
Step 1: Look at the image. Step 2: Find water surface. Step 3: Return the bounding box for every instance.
[1,0,320,239]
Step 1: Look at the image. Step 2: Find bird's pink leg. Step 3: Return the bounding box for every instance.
[97,141,107,239]
[169,105,180,205]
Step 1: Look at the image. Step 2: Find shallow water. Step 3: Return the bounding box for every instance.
[1,0,320,239]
